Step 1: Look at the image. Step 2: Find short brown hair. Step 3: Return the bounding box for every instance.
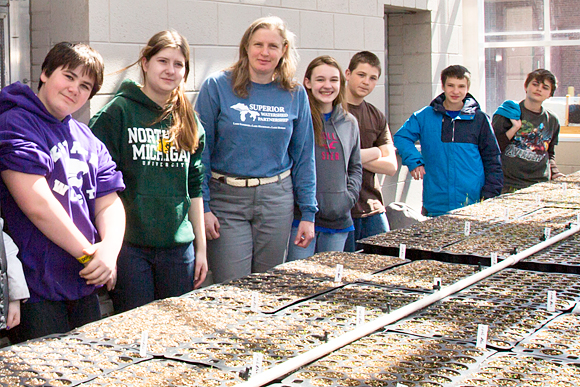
[440,65,471,88]
[39,42,104,99]
[347,51,381,77]
[525,69,557,97]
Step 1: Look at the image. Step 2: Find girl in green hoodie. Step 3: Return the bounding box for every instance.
[90,30,207,313]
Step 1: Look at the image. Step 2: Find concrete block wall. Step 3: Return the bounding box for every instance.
[380,0,465,212]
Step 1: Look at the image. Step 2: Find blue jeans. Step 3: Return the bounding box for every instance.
[7,292,101,344]
[110,242,195,314]
[344,212,389,252]
[286,226,349,261]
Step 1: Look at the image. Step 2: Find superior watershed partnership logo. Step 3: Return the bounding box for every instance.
[230,103,289,126]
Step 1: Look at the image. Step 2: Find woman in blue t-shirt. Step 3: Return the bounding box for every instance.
[195,16,317,283]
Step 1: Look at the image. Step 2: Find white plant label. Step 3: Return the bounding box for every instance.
[251,292,260,313]
[433,277,442,289]
[562,183,568,193]
[504,208,509,222]
[476,324,488,349]
[334,264,344,283]
[577,212,580,225]
[547,290,557,312]
[490,252,498,266]
[464,221,471,236]
[399,244,407,260]
[140,331,148,357]
[250,352,264,377]
[535,194,541,206]
[356,306,365,327]
[544,227,551,240]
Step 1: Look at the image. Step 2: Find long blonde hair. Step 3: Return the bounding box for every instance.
[228,16,298,98]
[304,56,348,146]
[121,30,199,152]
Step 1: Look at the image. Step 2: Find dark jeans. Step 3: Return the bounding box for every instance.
[344,212,389,252]
[110,242,195,314]
[7,292,101,344]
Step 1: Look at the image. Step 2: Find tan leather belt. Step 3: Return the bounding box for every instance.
[211,170,291,187]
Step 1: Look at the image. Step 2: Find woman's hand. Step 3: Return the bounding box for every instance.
[204,211,221,240]
[294,220,315,248]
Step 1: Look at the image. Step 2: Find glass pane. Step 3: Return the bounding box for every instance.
[486,33,544,43]
[551,0,580,31]
[485,0,544,34]
[550,46,580,97]
[551,32,580,40]
[485,47,545,113]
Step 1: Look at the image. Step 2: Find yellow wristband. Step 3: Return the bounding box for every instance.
[76,254,92,264]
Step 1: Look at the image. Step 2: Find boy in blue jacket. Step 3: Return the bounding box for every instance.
[394,65,503,216]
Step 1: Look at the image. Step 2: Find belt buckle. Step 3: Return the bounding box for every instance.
[247,178,260,187]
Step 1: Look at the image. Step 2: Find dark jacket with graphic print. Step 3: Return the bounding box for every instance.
[492,100,560,190]
[90,79,205,247]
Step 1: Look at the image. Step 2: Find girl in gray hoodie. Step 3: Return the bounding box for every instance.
[287,56,362,260]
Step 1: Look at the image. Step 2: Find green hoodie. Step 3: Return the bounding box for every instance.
[90,79,205,247]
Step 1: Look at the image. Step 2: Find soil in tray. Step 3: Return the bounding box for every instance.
[77,359,242,386]
[390,294,558,349]
[282,331,494,387]
[515,313,580,360]
[443,207,580,258]
[457,353,580,386]
[278,284,424,330]
[359,215,492,252]
[0,335,145,386]
[361,260,479,292]
[203,252,406,313]
[459,268,580,311]
[166,314,345,371]
[74,297,252,355]
[523,232,580,267]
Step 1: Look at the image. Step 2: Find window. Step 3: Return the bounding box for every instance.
[484,0,580,119]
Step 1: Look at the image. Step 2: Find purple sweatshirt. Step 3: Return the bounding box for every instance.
[0,82,125,302]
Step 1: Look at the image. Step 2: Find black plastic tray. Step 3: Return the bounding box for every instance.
[514,313,580,361]
[456,352,580,386]
[0,334,148,387]
[281,331,496,387]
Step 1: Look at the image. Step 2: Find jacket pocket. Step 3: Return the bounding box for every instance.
[316,190,355,222]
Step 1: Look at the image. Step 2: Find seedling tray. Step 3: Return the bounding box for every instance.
[165,315,339,371]
[358,260,480,292]
[0,334,147,387]
[215,252,407,313]
[521,232,580,274]
[73,296,252,356]
[276,284,424,331]
[281,331,495,387]
[514,313,580,361]
[389,286,561,350]
[76,358,243,386]
[456,352,580,386]
[441,207,580,259]
[457,268,580,312]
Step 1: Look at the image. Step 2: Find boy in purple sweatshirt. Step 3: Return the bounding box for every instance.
[0,42,125,343]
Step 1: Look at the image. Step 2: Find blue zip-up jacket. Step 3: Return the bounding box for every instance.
[394,93,503,216]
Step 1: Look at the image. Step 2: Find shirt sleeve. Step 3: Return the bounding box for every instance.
[287,86,317,222]
[2,228,30,302]
[194,75,220,213]
[187,114,206,198]
[374,114,393,147]
[393,113,425,171]
[491,113,513,152]
[0,114,52,176]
